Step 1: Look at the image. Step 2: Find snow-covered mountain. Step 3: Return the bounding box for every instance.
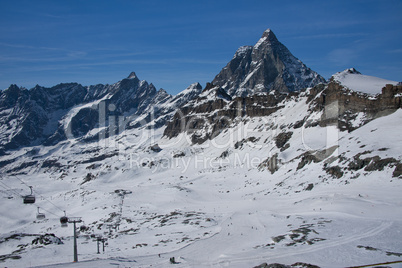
[212,29,326,96]
[0,29,401,268]
[0,73,202,154]
[164,67,401,144]
[331,68,399,95]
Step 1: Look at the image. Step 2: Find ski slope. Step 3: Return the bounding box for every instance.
[0,97,401,267]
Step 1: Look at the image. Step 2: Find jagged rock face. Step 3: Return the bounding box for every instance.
[69,108,100,137]
[0,84,84,151]
[163,84,287,143]
[0,83,100,150]
[30,83,88,110]
[0,74,202,152]
[212,29,326,96]
[164,78,401,144]
[311,82,402,132]
[128,82,203,130]
[108,74,157,113]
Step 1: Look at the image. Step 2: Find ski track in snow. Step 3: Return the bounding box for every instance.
[163,214,393,268]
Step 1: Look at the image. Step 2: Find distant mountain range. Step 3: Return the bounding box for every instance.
[0,72,202,154]
[0,29,328,154]
[0,28,399,165]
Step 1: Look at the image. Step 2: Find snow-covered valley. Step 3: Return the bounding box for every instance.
[0,28,401,268]
[0,85,401,267]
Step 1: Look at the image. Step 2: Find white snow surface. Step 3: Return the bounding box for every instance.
[332,68,398,94]
[254,36,267,49]
[0,90,401,268]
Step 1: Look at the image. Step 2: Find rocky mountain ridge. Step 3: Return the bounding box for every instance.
[163,71,401,143]
[0,29,327,156]
[212,29,326,96]
[0,73,202,154]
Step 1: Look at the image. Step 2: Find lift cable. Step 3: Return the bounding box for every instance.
[0,174,68,218]
[0,180,24,198]
[0,180,62,218]
[10,174,66,213]
[36,205,61,218]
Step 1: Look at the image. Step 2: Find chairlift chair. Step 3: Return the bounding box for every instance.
[23,186,35,204]
[36,207,46,220]
[60,211,68,227]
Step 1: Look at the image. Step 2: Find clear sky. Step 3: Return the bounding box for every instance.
[0,0,401,94]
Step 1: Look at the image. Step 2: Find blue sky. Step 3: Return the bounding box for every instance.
[0,0,401,94]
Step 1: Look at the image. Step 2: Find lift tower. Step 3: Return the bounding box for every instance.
[68,217,82,262]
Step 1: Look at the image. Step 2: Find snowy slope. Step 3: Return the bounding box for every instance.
[0,79,401,267]
[332,68,398,95]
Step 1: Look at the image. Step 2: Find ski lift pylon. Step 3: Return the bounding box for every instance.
[23,186,35,204]
[36,207,46,220]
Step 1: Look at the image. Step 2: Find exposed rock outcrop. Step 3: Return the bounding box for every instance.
[0,74,202,153]
[164,79,401,145]
[163,84,286,143]
[310,82,402,132]
[212,29,325,96]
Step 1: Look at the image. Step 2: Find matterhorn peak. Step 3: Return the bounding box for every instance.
[212,28,325,96]
[261,28,278,42]
[253,28,280,49]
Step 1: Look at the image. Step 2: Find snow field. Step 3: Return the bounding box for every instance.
[0,97,401,267]
[332,69,398,95]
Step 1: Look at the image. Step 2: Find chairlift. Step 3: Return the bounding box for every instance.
[60,211,68,227]
[36,207,46,220]
[80,225,87,232]
[23,186,35,204]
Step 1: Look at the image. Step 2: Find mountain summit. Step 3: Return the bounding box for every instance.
[331,68,398,95]
[212,29,325,96]
[127,71,138,79]
[260,28,278,42]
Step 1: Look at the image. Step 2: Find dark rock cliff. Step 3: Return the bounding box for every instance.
[212,29,325,96]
